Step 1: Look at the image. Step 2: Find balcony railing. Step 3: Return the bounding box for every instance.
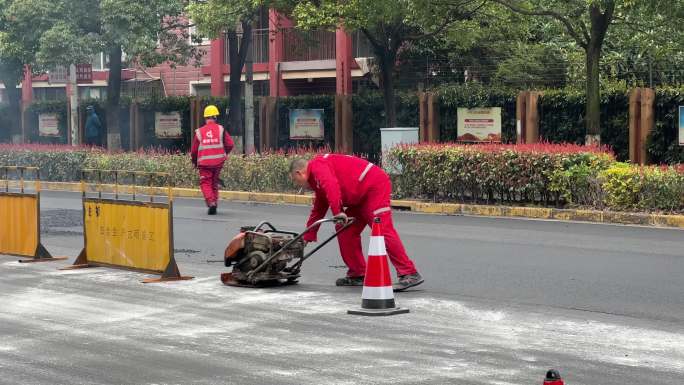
[223,28,269,65]
[351,30,373,58]
[221,28,373,66]
[282,29,336,62]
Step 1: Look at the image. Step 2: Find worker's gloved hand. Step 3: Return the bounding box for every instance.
[332,212,350,224]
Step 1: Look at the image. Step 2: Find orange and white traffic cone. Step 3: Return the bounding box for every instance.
[348,217,409,316]
[543,369,564,385]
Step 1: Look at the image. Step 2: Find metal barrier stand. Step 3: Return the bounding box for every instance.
[61,169,192,283]
[0,166,68,262]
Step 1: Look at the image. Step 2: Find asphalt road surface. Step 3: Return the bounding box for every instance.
[1,191,683,385]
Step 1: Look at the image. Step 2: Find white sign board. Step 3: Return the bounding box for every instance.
[457,107,502,142]
[38,113,60,137]
[679,106,683,146]
[155,112,183,138]
[289,109,324,140]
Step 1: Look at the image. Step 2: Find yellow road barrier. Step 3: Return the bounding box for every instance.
[0,166,68,262]
[62,170,192,283]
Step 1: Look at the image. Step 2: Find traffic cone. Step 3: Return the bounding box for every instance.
[543,369,564,385]
[348,217,409,316]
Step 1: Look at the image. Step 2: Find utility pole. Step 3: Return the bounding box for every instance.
[68,64,79,145]
[245,34,255,154]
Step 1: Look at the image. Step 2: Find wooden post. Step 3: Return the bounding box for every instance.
[640,88,655,165]
[628,88,642,164]
[420,92,440,143]
[418,92,427,142]
[334,95,353,153]
[259,96,277,151]
[525,92,541,144]
[516,91,528,143]
[427,93,439,143]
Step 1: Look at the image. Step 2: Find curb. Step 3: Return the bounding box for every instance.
[40,182,684,229]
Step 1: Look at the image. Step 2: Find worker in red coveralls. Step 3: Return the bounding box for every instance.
[290,154,424,291]
[191,105,234,215]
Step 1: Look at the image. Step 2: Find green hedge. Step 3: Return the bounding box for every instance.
[0,104,12,142]
[537,86,630,161]
[387,143,683,213]
[1,144,682,212]
[0,144,306,193]
[12,84,684,165]
[536,84,684,163]
[649,87,684,164]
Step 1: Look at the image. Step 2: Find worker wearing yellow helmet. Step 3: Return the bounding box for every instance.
[190,105,234,215]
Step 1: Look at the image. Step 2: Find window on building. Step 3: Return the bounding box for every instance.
[79,87,106,100]
[192,84,211,97]
[33,87,67,101]
[91,53,109,71]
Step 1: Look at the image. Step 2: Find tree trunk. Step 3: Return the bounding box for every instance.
[584,2,614,146]
[378,53,397,128]
[226,25,252,150]
[106,45,123,150]
[584,45,601,145]
[226,30,242,141]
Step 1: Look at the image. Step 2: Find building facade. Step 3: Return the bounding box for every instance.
[2,10,373,106]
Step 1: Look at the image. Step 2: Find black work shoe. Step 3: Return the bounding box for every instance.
[208,206,217,215]
[393,272,424,292]
[335,276,364,286]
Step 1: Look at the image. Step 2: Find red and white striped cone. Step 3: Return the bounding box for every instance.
[348,217,409,316]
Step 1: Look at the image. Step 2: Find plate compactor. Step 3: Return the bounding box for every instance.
[221,218,354,288]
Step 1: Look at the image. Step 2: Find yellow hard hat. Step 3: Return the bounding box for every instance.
[204,105,220,118]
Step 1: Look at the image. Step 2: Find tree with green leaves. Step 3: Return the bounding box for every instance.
[95,0,203,150]
[493,0,682,144]
[395,5,572,90]
[293,0,487,127]
[188,0,291,144]
[5,0,202,149]
[188,0,259,140]
[0,0,64,141]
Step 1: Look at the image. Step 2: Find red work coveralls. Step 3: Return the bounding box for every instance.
[302,154,418,278]
[190,121,234,207]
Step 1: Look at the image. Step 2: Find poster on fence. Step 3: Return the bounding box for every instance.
[38,113,60,137]
[457,107,502,142]
[679,106,683,146]
[289,109,324,140]
[155,112,183,138]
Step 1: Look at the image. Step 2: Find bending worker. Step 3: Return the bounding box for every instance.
[191,105,234,215]
[290,154,424,291]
